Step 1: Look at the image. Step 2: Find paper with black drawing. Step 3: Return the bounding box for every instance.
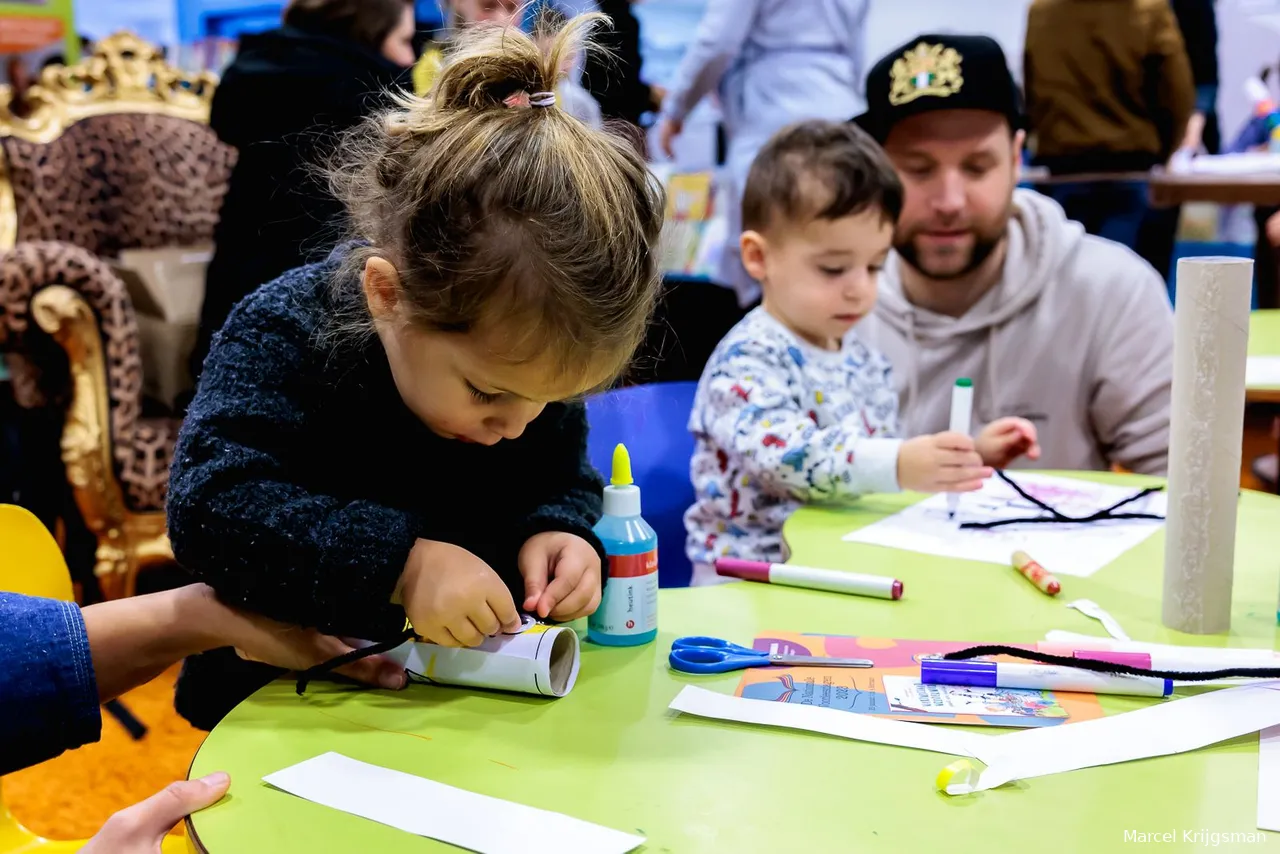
[841,472,1166,577]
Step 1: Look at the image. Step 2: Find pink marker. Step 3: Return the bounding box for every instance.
[715,558,903,601]
[1036,642,1275,673]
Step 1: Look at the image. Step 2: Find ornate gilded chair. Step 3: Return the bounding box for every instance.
[0,33,235,599]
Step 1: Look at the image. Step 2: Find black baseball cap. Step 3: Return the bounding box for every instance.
[853,34,1024,143]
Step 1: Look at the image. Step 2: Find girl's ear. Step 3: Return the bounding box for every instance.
[362,257,402,321]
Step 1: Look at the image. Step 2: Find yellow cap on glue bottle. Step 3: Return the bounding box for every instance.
[603,443,640,516]
[610,443,633,486]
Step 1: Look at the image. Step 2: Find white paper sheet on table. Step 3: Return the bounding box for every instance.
[670,682,1280,792]
[842,472,1166,577]
[262,752,645,854]
[1259,726,1280,832]
[1247,356,1280,388]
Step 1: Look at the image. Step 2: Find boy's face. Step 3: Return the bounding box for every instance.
[742,207,894,350]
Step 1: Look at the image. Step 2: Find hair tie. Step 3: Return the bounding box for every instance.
[528,91,556,108]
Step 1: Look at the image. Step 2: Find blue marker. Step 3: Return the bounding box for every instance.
[921,659,1172,698]
[587,444,658,646]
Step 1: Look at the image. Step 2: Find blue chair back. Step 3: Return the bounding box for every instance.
[586,382,698,588]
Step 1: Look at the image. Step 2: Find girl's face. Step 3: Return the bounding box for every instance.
[365,259,612,444]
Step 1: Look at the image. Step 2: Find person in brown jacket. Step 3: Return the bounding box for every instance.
[1024,0,1195,274]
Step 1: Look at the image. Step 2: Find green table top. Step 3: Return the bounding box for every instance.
[1248,311,1280,397]
[1251,310,1280,359]
[189,473,1280,853]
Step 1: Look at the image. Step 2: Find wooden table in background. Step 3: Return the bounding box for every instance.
[1148,171,1280,208]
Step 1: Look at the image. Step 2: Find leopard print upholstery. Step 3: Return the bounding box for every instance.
[3,113,235,255]
[0,112,233,514]
[0,242,181,512]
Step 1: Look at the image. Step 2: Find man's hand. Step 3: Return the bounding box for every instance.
[975,417,1041,469]
[518,532,603,622]
[81,772,230,853]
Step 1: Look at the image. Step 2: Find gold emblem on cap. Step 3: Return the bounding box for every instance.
[889,42,963,106]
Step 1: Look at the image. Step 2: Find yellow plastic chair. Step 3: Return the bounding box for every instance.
[0,504,84,852]
[0,505,189,853]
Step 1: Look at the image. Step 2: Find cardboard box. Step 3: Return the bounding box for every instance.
[112,246,212,410]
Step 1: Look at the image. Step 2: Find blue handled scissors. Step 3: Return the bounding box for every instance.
[669,636,875,675]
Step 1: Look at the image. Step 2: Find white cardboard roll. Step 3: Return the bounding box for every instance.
[1162,256,1253,634]
[389,619,581,698]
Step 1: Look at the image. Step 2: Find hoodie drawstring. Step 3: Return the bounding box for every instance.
[904,309,920,436]
[984,323,1001,429]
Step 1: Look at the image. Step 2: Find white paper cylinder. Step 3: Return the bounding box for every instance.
[1162,257,1253,634]
[389,621,581,698]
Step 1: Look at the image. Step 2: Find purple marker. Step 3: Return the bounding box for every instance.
[921,659,1172,698]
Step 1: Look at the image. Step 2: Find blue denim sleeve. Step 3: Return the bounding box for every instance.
[0,593,101,774]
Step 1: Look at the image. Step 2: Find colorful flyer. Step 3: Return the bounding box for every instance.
[881,675,1069,719]
[735,632,1104,728]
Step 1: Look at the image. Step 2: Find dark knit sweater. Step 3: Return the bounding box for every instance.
[168,248,607,646]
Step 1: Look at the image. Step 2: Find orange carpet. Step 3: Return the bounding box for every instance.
[4,664,205,841]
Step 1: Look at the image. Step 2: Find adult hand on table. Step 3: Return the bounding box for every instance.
[155,583,406,690]
[81,772,231,854]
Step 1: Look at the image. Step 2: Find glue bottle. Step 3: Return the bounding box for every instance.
[587,443,658,646]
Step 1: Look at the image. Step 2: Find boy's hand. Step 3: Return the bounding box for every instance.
[976,417,1041,469]
[518,532,603,622]
[898,432,993,493]
[397,539,521,648]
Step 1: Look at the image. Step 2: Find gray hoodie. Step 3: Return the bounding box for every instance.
[859,188,1173,475]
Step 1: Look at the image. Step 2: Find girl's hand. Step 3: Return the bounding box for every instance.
[518,532,603,622]
[397,540,521,647]
[976,417,1041,469]
[897,432,993,493]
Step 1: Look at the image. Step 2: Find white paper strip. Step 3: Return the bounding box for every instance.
[671,683,1280,792]
[668,686,986,757]
[973,682,1280,790]
[1246,356,1280,388]
[263,753,644,854]
[1065,599,1131,640]
[1259,726,1280,832]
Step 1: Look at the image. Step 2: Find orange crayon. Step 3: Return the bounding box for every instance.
[1012,549,1061,596]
